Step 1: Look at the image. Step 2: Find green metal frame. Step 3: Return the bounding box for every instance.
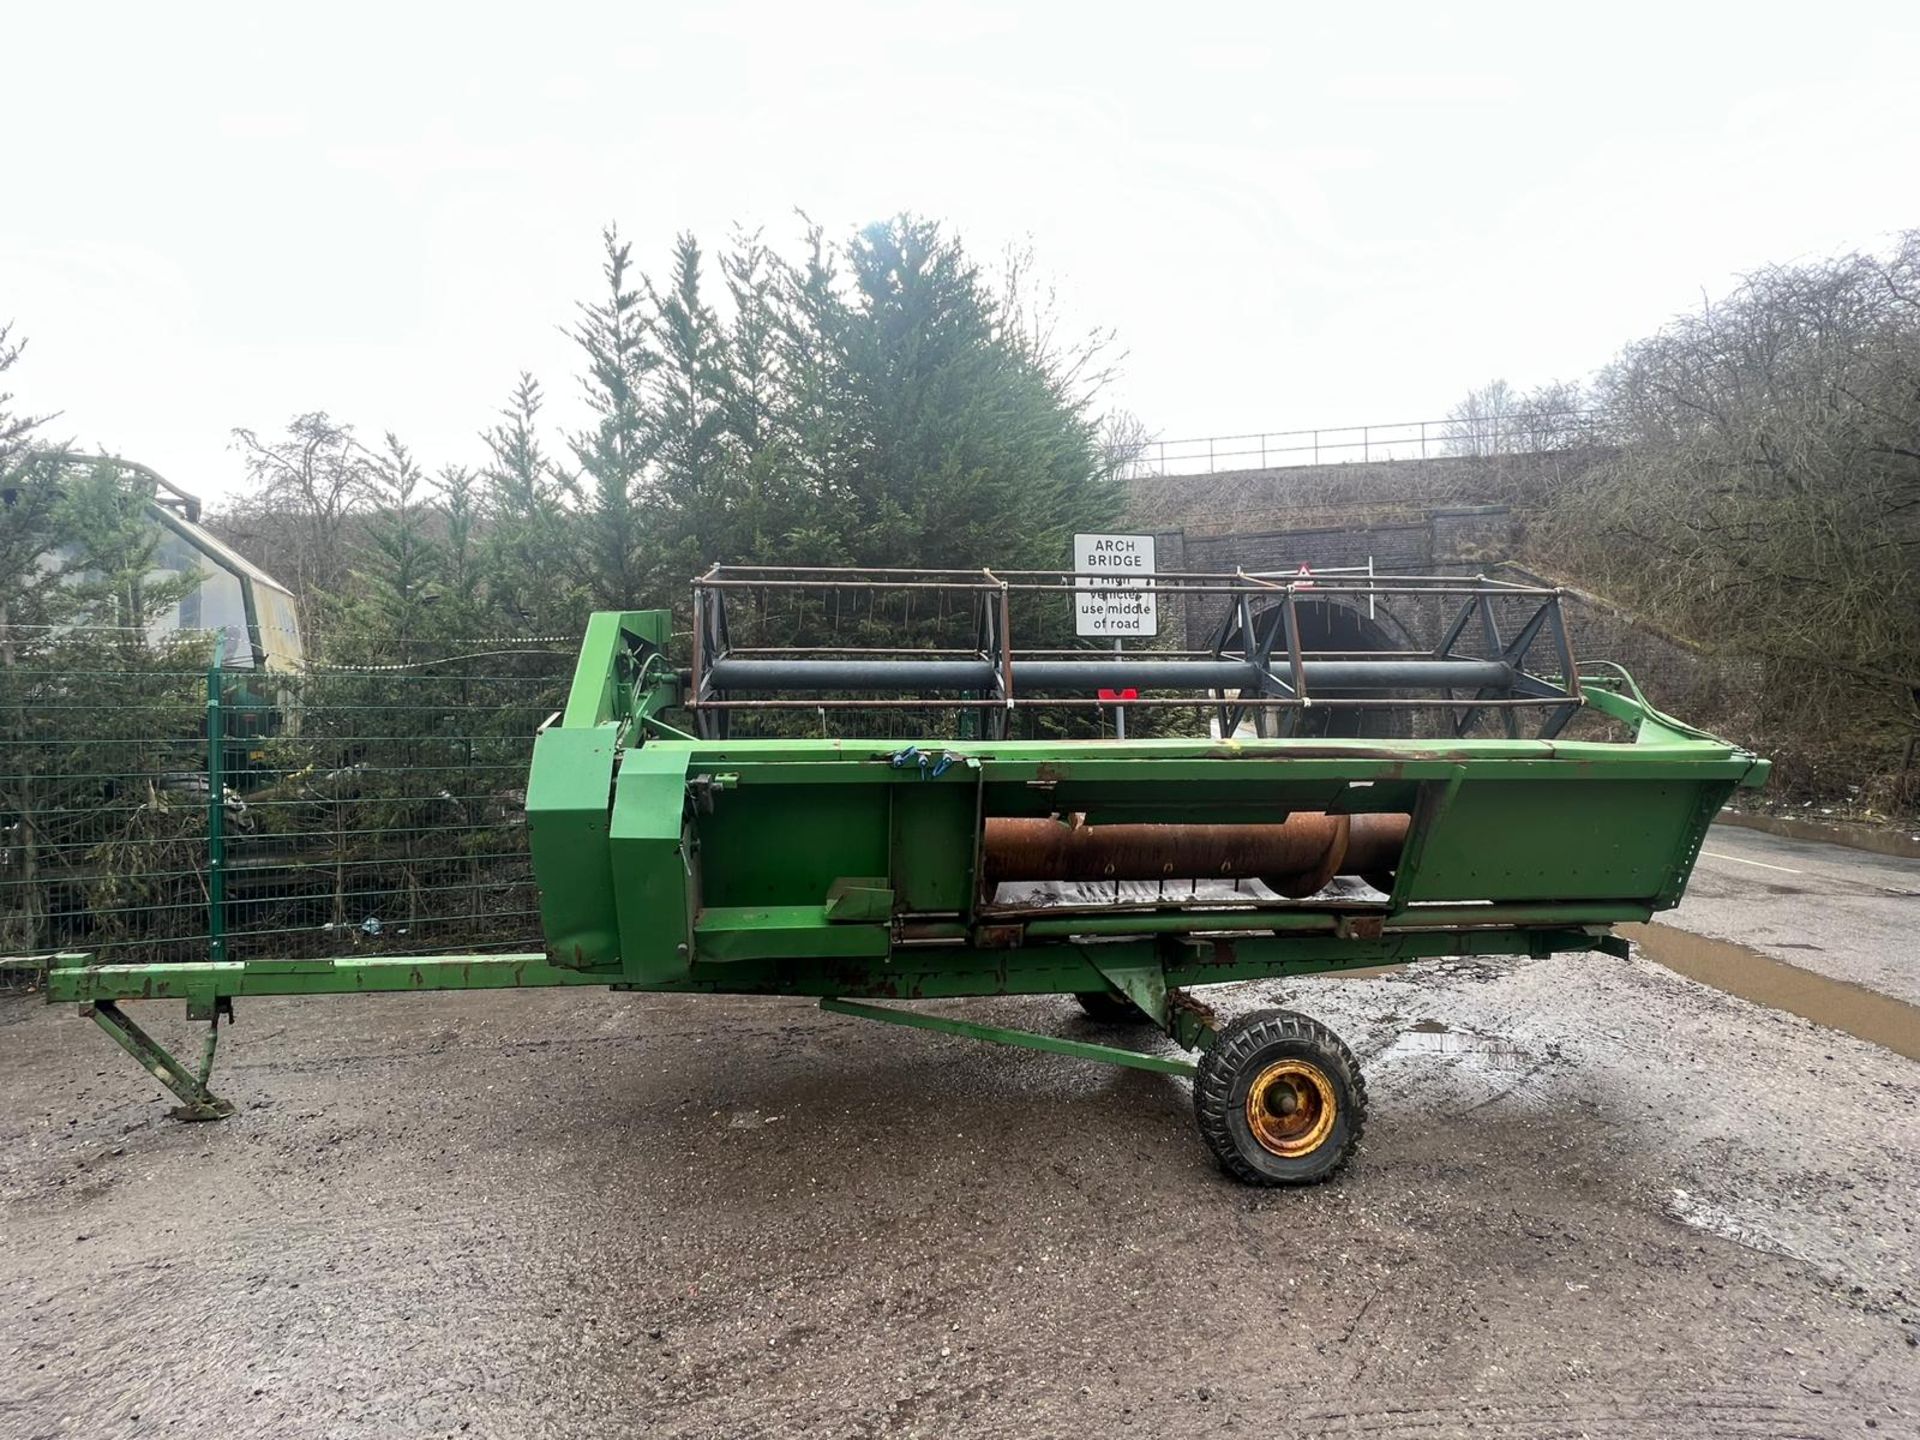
[48,608,1769,1120]
[43,925,1607,1006]
[820,998,1198,1076]
[84,999,233,1121]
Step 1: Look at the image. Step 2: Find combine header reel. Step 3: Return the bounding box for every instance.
[47,566,1768,1186]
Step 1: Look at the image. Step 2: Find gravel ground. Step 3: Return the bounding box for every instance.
[3,941,1917,1440]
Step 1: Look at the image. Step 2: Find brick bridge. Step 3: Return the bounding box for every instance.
[1126,453,1735,719]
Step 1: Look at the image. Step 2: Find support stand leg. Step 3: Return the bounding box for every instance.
[83,1000,234,1121]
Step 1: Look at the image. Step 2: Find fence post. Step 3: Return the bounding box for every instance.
[206,662,225,963]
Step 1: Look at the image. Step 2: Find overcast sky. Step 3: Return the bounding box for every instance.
[6,1,1916,503]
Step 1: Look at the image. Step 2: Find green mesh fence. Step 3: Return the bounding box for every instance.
[1,643,573,979]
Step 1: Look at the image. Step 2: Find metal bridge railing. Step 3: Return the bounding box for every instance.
[1125,411,1603,478]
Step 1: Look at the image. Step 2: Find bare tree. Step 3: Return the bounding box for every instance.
[1443,378,1592,457]
[1536,232,1920,799]
[997,240,1124,414]
[228,413,373,620]
[1097,408,1157,480]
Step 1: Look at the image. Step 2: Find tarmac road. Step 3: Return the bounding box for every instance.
[1665,822,1920,1008]
[3,828,1918,1439]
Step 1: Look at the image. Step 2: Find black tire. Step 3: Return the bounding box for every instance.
[1193,1008,1366,1186]
[1073,989,1152,1025]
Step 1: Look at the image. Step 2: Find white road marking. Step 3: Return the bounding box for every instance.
[1699,850,1806,875]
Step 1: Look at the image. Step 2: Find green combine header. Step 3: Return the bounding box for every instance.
[46,566,1767,1185]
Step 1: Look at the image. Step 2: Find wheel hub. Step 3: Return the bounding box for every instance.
[1245,1059,1337,1157]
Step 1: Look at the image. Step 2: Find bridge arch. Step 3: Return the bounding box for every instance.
[1247,594,1421,739]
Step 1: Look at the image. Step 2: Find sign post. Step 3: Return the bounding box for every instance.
[1072,534,1158,739]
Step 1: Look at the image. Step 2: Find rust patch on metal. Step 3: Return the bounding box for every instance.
[971,924,1025,950]
[818,959,903,998]
[1169,987,1220,1027]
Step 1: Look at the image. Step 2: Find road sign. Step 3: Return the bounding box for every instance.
[1072,533,1157,638]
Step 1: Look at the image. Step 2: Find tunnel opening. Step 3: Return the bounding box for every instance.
[1248,595,1420,739]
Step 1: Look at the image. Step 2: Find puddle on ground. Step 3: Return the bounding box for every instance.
[1623,922,1920,1062]
[1665,1186,1800,1262]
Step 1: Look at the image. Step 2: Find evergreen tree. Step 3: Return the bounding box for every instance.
[50,460,201,647]
[435,462,483,626]
[0,325,67,661]
[718,228,803,562]
[0,323,48,473]
[193,217,1123,643]
[646,233,732,583]
[832,216,1116,571]
[769,223,862,564]
[0,449,208,959]
[570,226,656,608]
[720,228,782,455]
[349,433,441,651]
[479,373,582,634]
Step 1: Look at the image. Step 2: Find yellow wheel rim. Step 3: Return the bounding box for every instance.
[1245,1059,1338,1158]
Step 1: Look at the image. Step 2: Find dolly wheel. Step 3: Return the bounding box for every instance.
[1193,1009,1367,1186]
[1073,989,1151,1025]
